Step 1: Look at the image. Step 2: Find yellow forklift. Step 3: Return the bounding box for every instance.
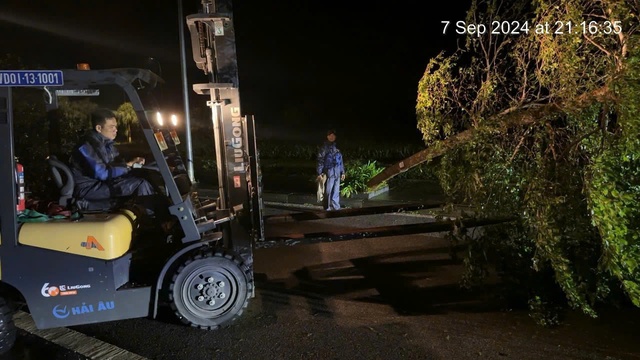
[0,0,264,354]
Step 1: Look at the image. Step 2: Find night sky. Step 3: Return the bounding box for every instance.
[0,0,470,143]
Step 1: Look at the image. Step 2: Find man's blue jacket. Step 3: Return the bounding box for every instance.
[317,141,345,178]
[69,130,130,198]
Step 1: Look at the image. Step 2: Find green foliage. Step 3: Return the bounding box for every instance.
[340,160,386,198]
[257,141,317,160]
[237,139,436,195]
[340,142,423,164]
[585,50,640,307]
[416,0,640,324]
[0,55,46,194]
[528,296,563,327]
[416,53,461,145]
[12,89,49,196]
[57,97,98,154]
[115,102,138,143]
[256,139,424,164]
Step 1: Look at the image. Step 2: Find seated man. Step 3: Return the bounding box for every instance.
[69,108,153,206]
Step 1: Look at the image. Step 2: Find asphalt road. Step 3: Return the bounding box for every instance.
[3,208,640,360]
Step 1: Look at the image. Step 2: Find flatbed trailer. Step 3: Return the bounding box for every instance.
[257,202,512,249]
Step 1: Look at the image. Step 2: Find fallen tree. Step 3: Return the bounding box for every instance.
[367,86,615,188]
[375,0,640,324]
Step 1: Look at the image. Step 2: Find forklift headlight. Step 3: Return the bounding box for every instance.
[156,112,163,127]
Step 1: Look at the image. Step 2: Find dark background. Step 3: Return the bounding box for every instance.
[0,0,470,143]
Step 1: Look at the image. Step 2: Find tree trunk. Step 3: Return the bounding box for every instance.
[367,87,614,188]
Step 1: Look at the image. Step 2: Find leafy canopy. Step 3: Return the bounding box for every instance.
[416,0,640,321]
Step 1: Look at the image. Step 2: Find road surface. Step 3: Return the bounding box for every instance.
[2,208,639,360]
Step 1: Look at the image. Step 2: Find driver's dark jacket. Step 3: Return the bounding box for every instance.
[69,130,130,199]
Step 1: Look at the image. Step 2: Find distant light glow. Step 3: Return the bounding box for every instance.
[156,112,163,127]
[171,114,178,127]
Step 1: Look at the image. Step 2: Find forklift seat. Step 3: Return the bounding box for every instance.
[47,155,74,208]
[47,155,113,212]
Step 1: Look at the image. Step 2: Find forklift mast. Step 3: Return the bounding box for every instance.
[186,0,265,252]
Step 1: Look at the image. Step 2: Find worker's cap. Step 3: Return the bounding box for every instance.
[326,129,336,136]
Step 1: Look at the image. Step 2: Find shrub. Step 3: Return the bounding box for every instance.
[340,160,386,198]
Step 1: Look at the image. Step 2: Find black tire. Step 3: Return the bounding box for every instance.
[0,297,16,355]
[168,249,252,330]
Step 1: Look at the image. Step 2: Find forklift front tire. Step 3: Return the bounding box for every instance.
[0,297,16,355]
[169,249,252,330]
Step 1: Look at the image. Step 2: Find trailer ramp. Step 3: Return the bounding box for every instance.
[257,216,514,249]
[264,202,445,223]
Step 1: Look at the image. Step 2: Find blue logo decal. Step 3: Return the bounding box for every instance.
[52,305,69,319]
[51,301,115,320]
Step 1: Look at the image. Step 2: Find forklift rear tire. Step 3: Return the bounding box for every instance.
[0,297,16,355]
[169,249,252,330]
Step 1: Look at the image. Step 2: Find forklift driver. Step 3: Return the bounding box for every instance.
[69,108,155,208]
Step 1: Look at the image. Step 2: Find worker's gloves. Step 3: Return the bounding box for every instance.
[127,156,146,168]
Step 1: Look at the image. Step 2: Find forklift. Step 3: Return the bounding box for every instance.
[0,0,264,354]
[0,0,512,355]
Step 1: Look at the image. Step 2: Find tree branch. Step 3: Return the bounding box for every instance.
[367,86,615,188]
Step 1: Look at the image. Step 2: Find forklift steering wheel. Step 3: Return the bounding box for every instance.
[142,161,160,171]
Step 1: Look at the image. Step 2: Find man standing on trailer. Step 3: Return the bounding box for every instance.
[317,129,345,211]
[69,108,153,204]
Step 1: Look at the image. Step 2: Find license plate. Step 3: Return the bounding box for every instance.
[0,70,64,87]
